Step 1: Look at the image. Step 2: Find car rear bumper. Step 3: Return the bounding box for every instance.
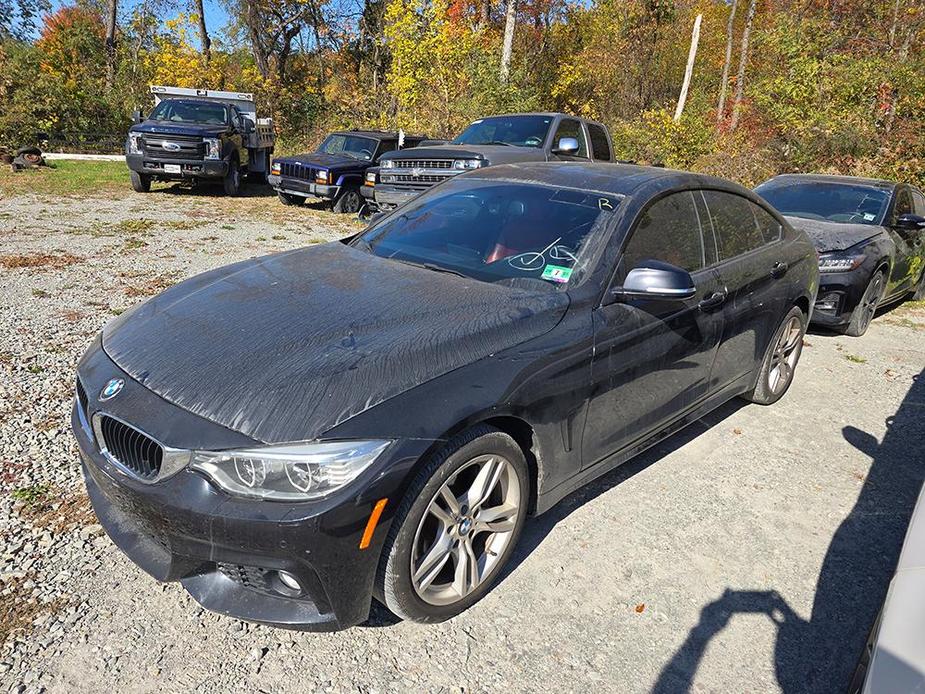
[126,153,227,179]
[268,174,339,201]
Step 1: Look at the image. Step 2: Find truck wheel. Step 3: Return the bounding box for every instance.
[277,192,304,206]
[130,171,151,193]
[223,159,241,196]
[333,185,362,214]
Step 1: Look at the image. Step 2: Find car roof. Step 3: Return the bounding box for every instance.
[471,112,603,123]
[465,162,746,197]
[762,173,897,190]
[332,130,426,140]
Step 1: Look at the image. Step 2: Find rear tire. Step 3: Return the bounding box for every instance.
[223,159,241,196]
[376,425,529,624]
[277,191,305,206]
[845,270,885,337]
[743,306,806,405]
[130,171,151,193]
[333,185,362,214]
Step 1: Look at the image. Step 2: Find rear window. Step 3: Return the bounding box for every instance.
[587,124,611,161]
[702,191,767,260]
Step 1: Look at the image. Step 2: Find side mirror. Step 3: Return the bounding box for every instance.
[614,260,696,301]
[894,213,925,232]
[237,116,255,134]
[553,137,580,156]
[132,109,143,124]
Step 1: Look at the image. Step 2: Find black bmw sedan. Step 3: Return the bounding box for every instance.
[756,174,925,336]
[73,163,817,631]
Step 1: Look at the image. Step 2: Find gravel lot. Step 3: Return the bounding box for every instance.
[1,182,924,693]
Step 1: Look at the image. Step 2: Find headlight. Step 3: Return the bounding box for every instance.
[190,440,390,501]
[128,133,141,155]
[381,159,394,169]
[315,170,329,184]
[204,137,221,160]
[818,254,865,272]
[365,171,376,186]
[271,161,281,175]
[453,159,483,170]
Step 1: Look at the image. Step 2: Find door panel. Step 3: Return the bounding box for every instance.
[582,190,724,468]
[582,270,726,467]
[701,191,787,389]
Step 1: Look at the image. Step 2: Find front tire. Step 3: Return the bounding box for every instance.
[333,185,362,214]
[223,159,241,196]
[743,305,807,405]
[845,270,885,337]
[130,171,151,193]
[376,425,529,623]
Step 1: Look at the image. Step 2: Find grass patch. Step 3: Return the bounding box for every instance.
[0,159,128,197]
[0,574,65,647]
[844,354,867,364]
[12,486,96,532]
[11,484,50,506]
[0,252,81,270]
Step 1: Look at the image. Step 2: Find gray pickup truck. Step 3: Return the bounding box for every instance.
[371,112,614,210]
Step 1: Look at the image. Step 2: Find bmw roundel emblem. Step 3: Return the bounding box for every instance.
[99,378,124,401]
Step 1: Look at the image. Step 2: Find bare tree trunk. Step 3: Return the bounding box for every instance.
[889,0,901,47]
[104,0,118,88]
[195,0,211,63]
[674,14,702,122]
[243,0,271,79]
[717,0,737,124]
[729,0,757,132]
[500,0,516,81]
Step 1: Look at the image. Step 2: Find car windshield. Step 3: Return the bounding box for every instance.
[453,116,553,148]
[756,180,890,226]
[148,100,228,125]
[318,134,378,160]
[352,179,619,287]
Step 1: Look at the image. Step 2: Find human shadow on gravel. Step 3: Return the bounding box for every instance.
[652,368,925,693]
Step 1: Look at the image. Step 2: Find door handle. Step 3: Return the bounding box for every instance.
[771,261,789,278]
[698,290,727,311]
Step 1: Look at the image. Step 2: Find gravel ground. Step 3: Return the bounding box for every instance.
[1,185,924,694]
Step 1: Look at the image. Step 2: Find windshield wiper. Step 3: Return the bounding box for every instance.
[485,140,512,146]
[391,257,468,278]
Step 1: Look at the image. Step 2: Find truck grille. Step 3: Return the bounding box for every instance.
[97,415,163,480]
[279,161,314,181]
[389,173,448,184]
[392,159,453,169]
[141,135,205,160]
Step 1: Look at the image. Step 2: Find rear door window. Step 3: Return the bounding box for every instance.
[750,202,782,243]
[587,124,611,161]
[702,190,767,260]
[894,188,914,220]
[622,191,705,273]
[912,189,925,216]
[551,119,589,159]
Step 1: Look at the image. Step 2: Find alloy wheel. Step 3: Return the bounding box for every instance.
[767,315,803,394]
[857,273,884,334]
[410,454,521,606]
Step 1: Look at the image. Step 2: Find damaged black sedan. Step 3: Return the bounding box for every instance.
[73,163,817,631]
[756,174,925,336]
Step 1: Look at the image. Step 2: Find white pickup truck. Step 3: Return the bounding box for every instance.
[125,85,276,195]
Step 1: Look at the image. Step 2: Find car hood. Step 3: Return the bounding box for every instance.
[784,215,883,252]
[101,243,568,444]
[383,144,548,165]
[131,122,228,138]
[280,152,369,170]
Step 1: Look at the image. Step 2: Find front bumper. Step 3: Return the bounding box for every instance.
[268,174,339,201]
[373,185,424,209]
[73,341,430,630]
[811,268,871,328]
[126,153,227,179]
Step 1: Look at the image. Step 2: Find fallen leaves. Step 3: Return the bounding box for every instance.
[634,603,646,614]
[0,252,81,271]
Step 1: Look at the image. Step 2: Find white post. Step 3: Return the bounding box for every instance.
[674,14,703,122]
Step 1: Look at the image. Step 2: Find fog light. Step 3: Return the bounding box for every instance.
[815,292,841,312]
[277,570,301,592]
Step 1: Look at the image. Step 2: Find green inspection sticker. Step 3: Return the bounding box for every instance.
[541,264,573,283]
